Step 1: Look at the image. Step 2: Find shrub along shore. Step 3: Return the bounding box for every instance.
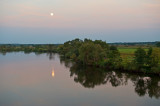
[0,39,160,75]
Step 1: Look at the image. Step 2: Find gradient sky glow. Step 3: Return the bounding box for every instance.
[0,0,160,43]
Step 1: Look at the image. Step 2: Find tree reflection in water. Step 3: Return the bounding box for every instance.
[60,58,160,99]
[59,56,73,68]
[69,64,129,88]
[46,52,55,60]
[35,52,56,61]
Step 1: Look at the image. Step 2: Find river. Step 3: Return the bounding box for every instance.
[0,52,160,106]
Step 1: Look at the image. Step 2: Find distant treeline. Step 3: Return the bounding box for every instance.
[1,41,159,46]
[109,41,160,46]
[0,44,59,53]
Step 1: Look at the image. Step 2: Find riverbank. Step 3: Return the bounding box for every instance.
[0,39,160,75]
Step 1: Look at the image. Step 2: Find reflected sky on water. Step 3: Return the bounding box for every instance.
[0,52,160,106]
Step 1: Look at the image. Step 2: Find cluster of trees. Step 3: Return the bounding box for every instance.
[135,48,159,68]
[156,42,160,47]
[57,38,122,69]
[124,47,160,73]
[58,38,160,74]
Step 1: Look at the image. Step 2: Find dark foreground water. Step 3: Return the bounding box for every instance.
[0,52,160,106]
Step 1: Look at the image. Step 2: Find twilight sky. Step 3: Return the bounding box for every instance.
[0,0,160,44]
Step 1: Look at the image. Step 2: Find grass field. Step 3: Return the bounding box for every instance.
[118,46,160,69]
[118,48,137,54]
[118,46,149,63]
[118,47,148,54]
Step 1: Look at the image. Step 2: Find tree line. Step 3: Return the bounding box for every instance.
[0,44,58,54]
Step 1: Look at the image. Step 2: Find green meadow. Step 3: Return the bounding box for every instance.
[118,46,160,65]
[118,47,148,54]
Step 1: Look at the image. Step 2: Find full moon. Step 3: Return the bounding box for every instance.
[50,13,54,16]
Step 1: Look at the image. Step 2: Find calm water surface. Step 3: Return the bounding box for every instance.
[0,52,160,106]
